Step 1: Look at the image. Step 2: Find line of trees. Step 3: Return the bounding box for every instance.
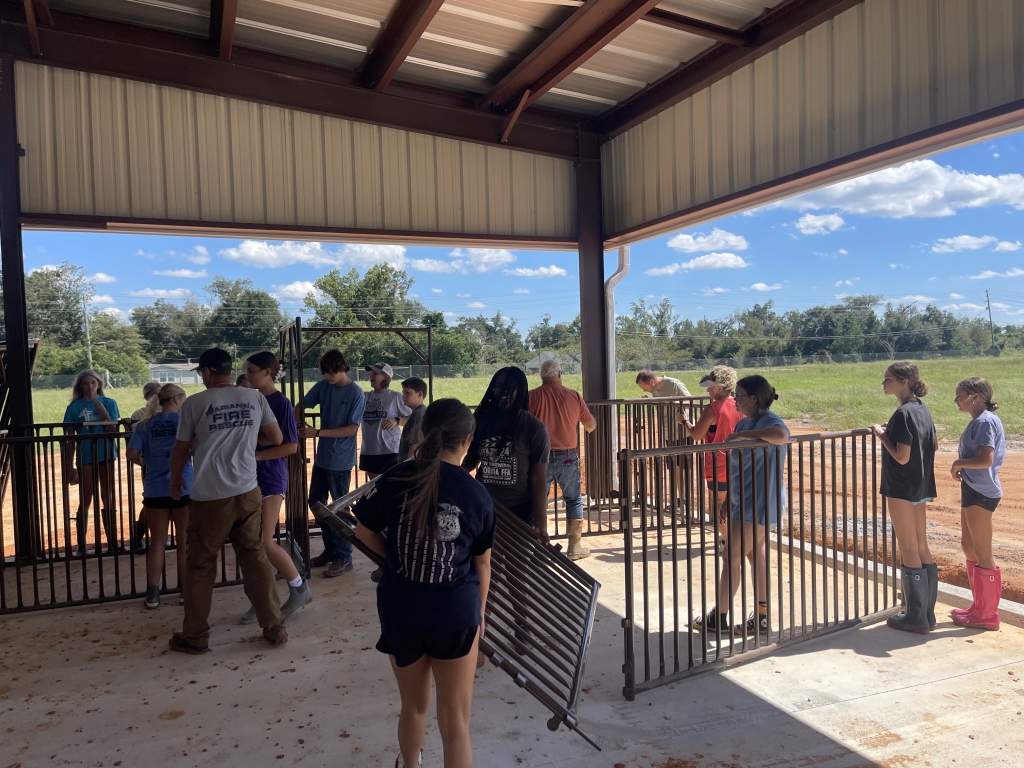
[3,262,1019,378]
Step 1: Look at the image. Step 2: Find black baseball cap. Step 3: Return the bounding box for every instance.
[192,348,233,373]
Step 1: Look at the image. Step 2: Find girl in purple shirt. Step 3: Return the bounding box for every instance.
[238,351,312,623]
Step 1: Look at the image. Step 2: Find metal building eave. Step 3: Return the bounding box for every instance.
[18,212,580,251]
[603,97,1024,248]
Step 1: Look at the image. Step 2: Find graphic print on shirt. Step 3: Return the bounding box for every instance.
[397,501,463,584]
[149,420,179,441]
[204,401,255,432]
[478,436,516,486]
[363,393,388,425]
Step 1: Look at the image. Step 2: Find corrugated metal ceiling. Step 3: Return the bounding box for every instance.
[45,0,786,118]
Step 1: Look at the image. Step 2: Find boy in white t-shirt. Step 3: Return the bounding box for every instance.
[358,362,412,478]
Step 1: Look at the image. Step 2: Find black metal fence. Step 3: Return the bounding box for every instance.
[619,429,901,699]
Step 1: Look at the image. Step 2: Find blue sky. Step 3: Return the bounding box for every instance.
[23,130,1024,333]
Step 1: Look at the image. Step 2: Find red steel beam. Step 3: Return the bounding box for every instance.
[486,0,661,113]
[31,0,53,27]
[643,8,749,46]
[209,0,238,61]
[362,0,445,92]
[21,0,39,57]
[599,0,865,136]
[0,10,599,160]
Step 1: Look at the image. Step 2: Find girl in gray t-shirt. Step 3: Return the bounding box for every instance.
[950,377,1005,631]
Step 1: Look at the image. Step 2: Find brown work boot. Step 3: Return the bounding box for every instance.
[168,632,210,655]
[566,519,591,561]
[263,624,289,646]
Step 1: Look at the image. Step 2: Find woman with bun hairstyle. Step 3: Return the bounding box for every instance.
[239,351,311,623]
[871,362,938,634]
[681,366,742,544]
[126,384,192,609]
[63,369,122,553]
[354,399,494,768]
[693,375,790,637]
[949,378,1005,631]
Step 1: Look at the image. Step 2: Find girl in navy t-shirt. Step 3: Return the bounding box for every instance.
[950,377,1005,631]
[871,362,937,635]
[355,398,494,768]
[127,384,191,610]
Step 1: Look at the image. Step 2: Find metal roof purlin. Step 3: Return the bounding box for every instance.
[209,0,237,61]
[362,0,446,92]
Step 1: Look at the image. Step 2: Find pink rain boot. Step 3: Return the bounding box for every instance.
[953,566,1001,631]
[951,560,977,619]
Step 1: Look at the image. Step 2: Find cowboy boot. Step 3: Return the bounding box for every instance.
[953,566,1001,631]
[924,562,938,630]
[566,519,591,561]
[887,566,930,634]
[951,560,977,619]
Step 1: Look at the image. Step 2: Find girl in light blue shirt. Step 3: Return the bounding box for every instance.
[950,377,1005,631]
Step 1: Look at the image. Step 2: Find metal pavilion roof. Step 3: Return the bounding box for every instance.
[14,0,842,140]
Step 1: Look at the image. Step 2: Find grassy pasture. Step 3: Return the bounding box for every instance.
[29,354,1022,439]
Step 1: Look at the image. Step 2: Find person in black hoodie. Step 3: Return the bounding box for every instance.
[871,361,938,634]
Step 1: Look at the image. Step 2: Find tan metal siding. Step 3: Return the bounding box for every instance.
[603,0,1024,238]
[15,62,575,240]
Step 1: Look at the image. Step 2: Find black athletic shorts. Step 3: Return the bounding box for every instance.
[961,482,1000,513]
[359,453,399,475]
[376,625,478,668]
[144,495,190,510]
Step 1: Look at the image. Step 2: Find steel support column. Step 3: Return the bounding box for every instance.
[577,157,607,401]
[0,56,37,560]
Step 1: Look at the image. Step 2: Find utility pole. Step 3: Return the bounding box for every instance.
[83,297,93,369]
[985,289,996,350]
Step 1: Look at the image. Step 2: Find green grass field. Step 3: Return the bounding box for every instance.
[31,355,1020,439]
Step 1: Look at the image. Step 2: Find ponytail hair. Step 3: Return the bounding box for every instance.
[887,361,928,397]
[957,377,998,411]
[736,374,779,414]
[403,399,476,542]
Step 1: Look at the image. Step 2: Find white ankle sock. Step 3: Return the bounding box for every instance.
[288,576,303,588]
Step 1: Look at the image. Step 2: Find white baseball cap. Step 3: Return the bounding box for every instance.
[365,362,394,378]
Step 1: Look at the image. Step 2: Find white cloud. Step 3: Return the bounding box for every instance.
[889,295,934,305]
[890,263,908,269]
[931,235,997,253]
[135,249,155,259]
[27,264,59,275]
[750,282,782,292]
[456,293,471,298]
[701,287,728,296]
[667,227,749,253]
[838,249,849,255]
[128,288,192,299]
[949,293,964,299]
[449,248,516,272]
[89,272,117,284]
[993,302,1010,310]
[431,288,443,294]
[646,252,750,276]
[88,294,115,304]
[775,159,1024,219]
[795,213,844,235]
[98,307,126,319]
[513,288,530,294]
[466,301,486,309]
[943,303,986,312]
[834,278,859,287]
[154,268,208,278]
[969,267,1024,280]
[503,265,568,278]
[185,246,210,265]
[996,240,1022,252]
[272,281,321,301]
[220,240,407,269]
[408,258,462,273]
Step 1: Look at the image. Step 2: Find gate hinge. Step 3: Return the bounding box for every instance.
[621,618,631,628]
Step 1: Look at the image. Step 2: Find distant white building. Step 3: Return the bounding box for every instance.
[148,362,201,386]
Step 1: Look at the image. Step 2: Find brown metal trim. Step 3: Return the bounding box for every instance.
[603,97,1024,246]
[643,9,750,46]
[18,212,580,250]
[500,90,530,144]
[209,0,238,61]
[599,0,866,137]
[21,0,40,57]
[363,0,445,92]
[30,0,52,27]
[576,158,607,402]
[0,11,600,160]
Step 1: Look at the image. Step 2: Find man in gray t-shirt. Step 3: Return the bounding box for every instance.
[168,348,287,654]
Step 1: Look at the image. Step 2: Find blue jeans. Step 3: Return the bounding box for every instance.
[547,452,583,521]
[308,466,352,563]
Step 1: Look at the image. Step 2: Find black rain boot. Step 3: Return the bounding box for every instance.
[887,566,930,634]
[924,562,938,630]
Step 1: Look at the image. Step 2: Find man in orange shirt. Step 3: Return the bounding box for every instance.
[528,359,597,560]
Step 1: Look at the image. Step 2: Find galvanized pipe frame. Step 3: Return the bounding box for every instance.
[619,428,901,699]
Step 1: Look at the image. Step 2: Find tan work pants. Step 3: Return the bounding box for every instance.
[182,487,285,646]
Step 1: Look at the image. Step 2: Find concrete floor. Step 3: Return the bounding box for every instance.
[1,540,1023,767]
